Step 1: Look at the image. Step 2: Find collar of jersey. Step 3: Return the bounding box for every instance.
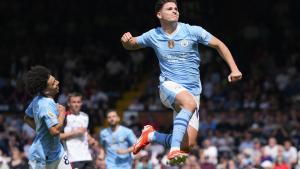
[159,22,181,38]
[38,94,54,102]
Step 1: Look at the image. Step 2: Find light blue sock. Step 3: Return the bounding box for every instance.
[171,108,192,149]
[151,132,172,148]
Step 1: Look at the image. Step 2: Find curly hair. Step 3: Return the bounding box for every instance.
[24,65,50,96]
[155,0,177,13]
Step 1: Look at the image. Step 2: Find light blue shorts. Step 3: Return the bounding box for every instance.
[28,152,71,169]
[159,80,200,130]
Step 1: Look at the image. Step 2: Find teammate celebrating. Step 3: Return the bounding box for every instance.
[23,65,71,169]
[99,110,137,169]
[121,0,242,165]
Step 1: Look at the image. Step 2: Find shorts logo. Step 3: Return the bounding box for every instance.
[47,110,56,118]
[180,39,189,47]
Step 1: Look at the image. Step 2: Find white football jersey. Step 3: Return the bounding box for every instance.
[64,112,92,162]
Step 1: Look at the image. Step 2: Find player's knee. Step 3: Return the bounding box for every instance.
[182,101,197,113]
[176,91,197,112]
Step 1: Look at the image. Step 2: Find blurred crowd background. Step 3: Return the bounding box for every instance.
[0,0,299,168]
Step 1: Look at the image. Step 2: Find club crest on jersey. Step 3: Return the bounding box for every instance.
[168,40,175,49]
[180,39,189,47]
[47,110,56,118]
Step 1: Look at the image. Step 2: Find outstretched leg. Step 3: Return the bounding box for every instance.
[133,81,200,165]
[166,90,197,165]
[133,124,198,153]
[132,119,198,155]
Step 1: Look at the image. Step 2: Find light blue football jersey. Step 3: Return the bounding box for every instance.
[25,95,64,165]
[100,126,137,169]
[136,22,212,95]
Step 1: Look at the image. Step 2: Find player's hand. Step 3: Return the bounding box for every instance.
[57,104,66,119]
[76,127,87,135]
[97,153,105,160]
[228,70,242,82]
[89,137,98,146]
[57,104,66,114]
[121,32,133,44]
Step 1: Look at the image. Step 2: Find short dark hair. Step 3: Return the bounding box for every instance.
[24,65,50,96]
[106,109,119,118]
[155,0,177,13]
[67,92,82,102]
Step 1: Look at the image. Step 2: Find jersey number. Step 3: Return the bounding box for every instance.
[63,155,70,165]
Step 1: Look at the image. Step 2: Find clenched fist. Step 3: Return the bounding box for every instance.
[228,70,242,82]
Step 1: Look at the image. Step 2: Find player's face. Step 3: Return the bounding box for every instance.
[284,141,291,148]
[45,75,60,96]
[68,96,82,114]
[107,111,120,126]
[203,139,210,147]
[157,2,179,23]
[269,138,276,146]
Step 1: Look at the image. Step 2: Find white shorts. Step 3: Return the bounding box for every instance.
[29,152,72,169]
[159,80,200,130]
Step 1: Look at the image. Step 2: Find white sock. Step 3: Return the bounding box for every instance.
[148,131,154,142]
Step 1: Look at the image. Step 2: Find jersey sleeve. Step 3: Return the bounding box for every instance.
[25,102,33,118]
[126,129,137,146]
[39,104,59,129]
[84,114,89,128]
[136,29,154,48]
[99,131,105,146]
[190,25,213,45]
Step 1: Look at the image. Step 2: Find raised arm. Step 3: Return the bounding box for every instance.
[121,32,141,50]
[208,36,242,82]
